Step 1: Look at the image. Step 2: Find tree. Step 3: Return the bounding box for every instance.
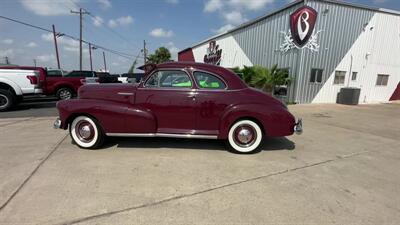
[147,47,171,64]
[128,59,137,73]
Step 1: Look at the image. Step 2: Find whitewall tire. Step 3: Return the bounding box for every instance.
[227,120,263,153]
[70,116,104,149]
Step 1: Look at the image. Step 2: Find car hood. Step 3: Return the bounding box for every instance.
[78,83,137,103]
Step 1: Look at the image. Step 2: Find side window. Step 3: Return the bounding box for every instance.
[46,70,62,77]
[65,71,80,77]
[145,70,192,88]
[333,71,346,85]
[83,71,94,77]
[310,69,323,83]
[193,71,226,89]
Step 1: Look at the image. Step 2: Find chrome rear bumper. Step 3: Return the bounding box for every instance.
[53,118,61,129]
[294,118,303,135]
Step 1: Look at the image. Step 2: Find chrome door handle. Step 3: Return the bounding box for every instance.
[118,92,134,96]
[187,95,196,100]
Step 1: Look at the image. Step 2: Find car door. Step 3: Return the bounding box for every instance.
[135,69,196,134]
[192,71,230,135]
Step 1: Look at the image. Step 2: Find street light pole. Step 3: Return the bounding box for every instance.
[103,51,107,72]
[52,24,61,69]
[89,43,93,71]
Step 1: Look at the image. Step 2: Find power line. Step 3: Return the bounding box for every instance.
[67,0,138,49]
[0,15,135,60]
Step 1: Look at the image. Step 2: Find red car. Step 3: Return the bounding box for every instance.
[54,62,302,153]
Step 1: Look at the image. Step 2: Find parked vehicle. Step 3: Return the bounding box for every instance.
[54,62,302,153]
[120,73,144,83]
[47,69,68,77]
[0,68,42,111]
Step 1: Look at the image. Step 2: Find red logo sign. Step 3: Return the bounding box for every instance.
[290,6,318,48]
[204,40,222,65]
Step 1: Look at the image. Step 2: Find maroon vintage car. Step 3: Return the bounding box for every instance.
[54,62,302,153]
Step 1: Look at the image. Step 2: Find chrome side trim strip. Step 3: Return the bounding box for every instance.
[106,133,218,139]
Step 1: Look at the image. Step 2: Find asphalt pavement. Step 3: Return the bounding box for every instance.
[0,97,58,119]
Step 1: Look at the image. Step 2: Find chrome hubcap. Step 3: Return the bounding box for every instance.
[75,121,94,143]
[0,94,9,109]
[233,125,257,147]
[60,90,72,100]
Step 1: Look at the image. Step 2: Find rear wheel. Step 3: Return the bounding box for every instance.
[70,116,104,149]
[0,89,16,112]
[227,120,263,154]
[56,88,73,100]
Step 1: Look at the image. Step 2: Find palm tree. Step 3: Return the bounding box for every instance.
[251,64,293,95]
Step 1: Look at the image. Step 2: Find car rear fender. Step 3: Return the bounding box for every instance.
[218,103,294,139]
[0,78,22,95]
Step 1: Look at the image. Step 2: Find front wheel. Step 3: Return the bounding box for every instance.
[70,116,104,149]
[227,120,263,154]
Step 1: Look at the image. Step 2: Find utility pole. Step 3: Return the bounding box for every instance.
[33,59,37,67]
[5,56,9,64]
[89,43,93,71]
[71,8,88,71]
[140,40,148,66]
[52,24,61,69]
[102,51,107,72]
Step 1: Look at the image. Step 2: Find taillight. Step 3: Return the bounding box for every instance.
[27,75,38,85]
[80,79,86,84]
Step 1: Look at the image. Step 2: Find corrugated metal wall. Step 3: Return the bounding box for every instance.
[232,0,375,103]
[297,0,374,103]
[232,2,304,102]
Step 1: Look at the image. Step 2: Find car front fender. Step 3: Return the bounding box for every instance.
[57,99,156,134]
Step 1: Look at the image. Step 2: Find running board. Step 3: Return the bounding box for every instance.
[106,133,218,139]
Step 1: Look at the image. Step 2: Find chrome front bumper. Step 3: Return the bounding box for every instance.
[294,118,303,135]
[53,118,61,129]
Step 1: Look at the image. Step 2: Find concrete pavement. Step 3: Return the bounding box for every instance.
[0,103,399,224]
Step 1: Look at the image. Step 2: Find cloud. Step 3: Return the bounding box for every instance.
[223,11,246,25]
[108,16,133,28]
[1,39,14,45]
[212,24,235,34]
[204,0,223,12]
[166,42,179,60]
[41,33,86,53]
[149,28,174,38]
[20,0,79,16]
[166,0,179,4]
[92,16,104,27]
[37,54,55,62]
[229,0,274,11]
[97,0,111,9]
[0,49,14,58]
[26,42,38,48]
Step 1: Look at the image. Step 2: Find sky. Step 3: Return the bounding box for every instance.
[0,0,399,73]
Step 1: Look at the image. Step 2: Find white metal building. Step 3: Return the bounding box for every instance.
[178,0,400,104]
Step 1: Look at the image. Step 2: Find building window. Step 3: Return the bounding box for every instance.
[351,72,358,81]
[310,69,323,83]
[333,71,346,85]
[376,74,389,86]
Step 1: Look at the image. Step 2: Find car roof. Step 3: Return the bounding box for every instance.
[153,62,248,90]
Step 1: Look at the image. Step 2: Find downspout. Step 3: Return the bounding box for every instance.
[347,54,353,87]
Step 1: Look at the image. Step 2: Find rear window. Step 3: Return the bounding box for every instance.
[193,71,226,89]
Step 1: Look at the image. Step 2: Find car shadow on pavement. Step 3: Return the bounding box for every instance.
[103,136,295,152]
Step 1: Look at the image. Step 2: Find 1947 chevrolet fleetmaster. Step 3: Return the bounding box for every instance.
[54,62,302,153]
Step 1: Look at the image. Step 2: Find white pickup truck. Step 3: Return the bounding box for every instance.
[0,69,42,111]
